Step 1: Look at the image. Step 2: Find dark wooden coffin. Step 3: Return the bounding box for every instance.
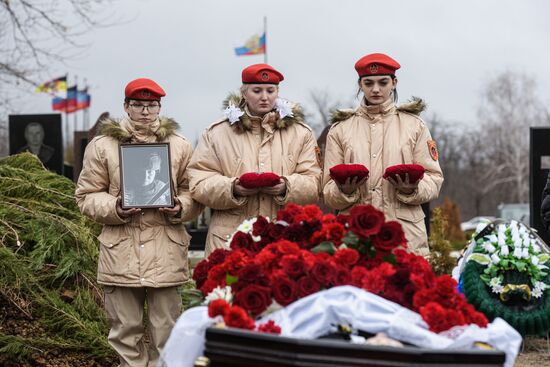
[202,327,506,367]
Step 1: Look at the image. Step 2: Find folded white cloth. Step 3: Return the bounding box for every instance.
[159,286,521,367]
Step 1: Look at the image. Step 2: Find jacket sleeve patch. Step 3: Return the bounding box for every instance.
[427,140,439,161]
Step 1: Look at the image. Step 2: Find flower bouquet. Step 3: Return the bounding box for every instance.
[193,203,488,334]
[456,219,550,336]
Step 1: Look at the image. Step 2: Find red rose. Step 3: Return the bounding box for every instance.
[252,216,270,237]
[233,284,272,317]
[208,299,230,318]
[192,260,209,288]
[208,248,231,267]
[271,276,299,306]
[224,305,255,330]
[372,221,406,252]
[281,254,306,278]
[230,231,254,251]
[257,320,282,334]
[234,263,267,291]
[310,259,334,286]
[334,248,360,267]
[332,266,352,286]
[297,275,321,297]
[349,205,385,239]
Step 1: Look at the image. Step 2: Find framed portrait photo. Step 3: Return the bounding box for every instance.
[119,143,174,209]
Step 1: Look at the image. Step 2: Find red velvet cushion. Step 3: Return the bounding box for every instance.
[239,172,281,189]
[329,164,369,185]
[383,164,425,184]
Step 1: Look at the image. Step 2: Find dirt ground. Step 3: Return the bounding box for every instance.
[515,337,550,367]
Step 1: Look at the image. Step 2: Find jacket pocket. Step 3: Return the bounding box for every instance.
[97,228,131,276]
[395,205,425,223]
[285,154,297,173]
[165,227,190,274]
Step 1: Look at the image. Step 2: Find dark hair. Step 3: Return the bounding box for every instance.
[356,75,398,103]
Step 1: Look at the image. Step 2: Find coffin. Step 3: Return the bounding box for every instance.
[201,327,506,367]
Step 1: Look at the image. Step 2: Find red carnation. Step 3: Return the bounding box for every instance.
[272,276,299,306]
[276,202,304,223]
[329,163,369,185]
[257,320,282,334]
[208,299,230,318]
[334,248,360,267]
[224,305,255,330]
[372,221,406,252]
[297,275,322,297]
[349,205,385,239]
[383,164,425,184]
[233,284,272,317]
[235,263,266,290]
[303,205,323,221]
[351,266,368,287]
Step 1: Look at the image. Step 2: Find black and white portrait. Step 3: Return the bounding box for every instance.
[9,114,63,174]
[120,143,173,209]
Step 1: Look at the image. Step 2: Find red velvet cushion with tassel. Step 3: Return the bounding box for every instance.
[239,172,281,189]
[329,164,370,185]
[383,164,425,184]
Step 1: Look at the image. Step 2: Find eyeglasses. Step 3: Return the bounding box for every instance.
[128,103,161,113]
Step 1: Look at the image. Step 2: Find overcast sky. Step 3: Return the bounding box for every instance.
[15,0,550,143]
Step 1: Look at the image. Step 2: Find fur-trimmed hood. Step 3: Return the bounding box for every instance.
[222,92,306,130]
[98,117,180,142]
[330,97,427,125]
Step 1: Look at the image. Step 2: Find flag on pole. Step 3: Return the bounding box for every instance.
[234,32,266,56]
[35,76,68,93]
[52,97,67,111]
[65,86,78,113]
[77,88,91,109]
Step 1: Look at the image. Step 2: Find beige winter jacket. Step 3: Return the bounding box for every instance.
[188,100,321,255]
[322,98,443,256]
[75,117,202,287]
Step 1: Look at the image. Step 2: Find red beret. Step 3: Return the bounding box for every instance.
[355,53,401,77]
[242,64,284,84]
[239,172,281,189]
[125,78,166,100]
[329,164,369,185]
[383,164,425,184]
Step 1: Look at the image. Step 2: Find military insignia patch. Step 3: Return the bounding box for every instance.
[427,140,438,161]
[315,146,323,168]
[370,64,378,74]
[141,90,151,98]
[261,72,269,81]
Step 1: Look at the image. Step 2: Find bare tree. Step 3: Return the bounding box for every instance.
[0,0,115,156]
[477,71,550,204]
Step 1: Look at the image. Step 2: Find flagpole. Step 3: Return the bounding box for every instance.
[64,73,69,151]
[264,16,267,64]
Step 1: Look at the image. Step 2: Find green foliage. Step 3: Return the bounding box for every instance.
[0,153,113,362]
[428,207,456,275]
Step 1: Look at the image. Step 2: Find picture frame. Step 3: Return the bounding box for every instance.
[9,114,64,175]
[119,143,174,209]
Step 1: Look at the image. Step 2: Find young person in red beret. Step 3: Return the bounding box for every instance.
[187,64,321,255]
[322,53,443,256]
[75,78,202,367]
